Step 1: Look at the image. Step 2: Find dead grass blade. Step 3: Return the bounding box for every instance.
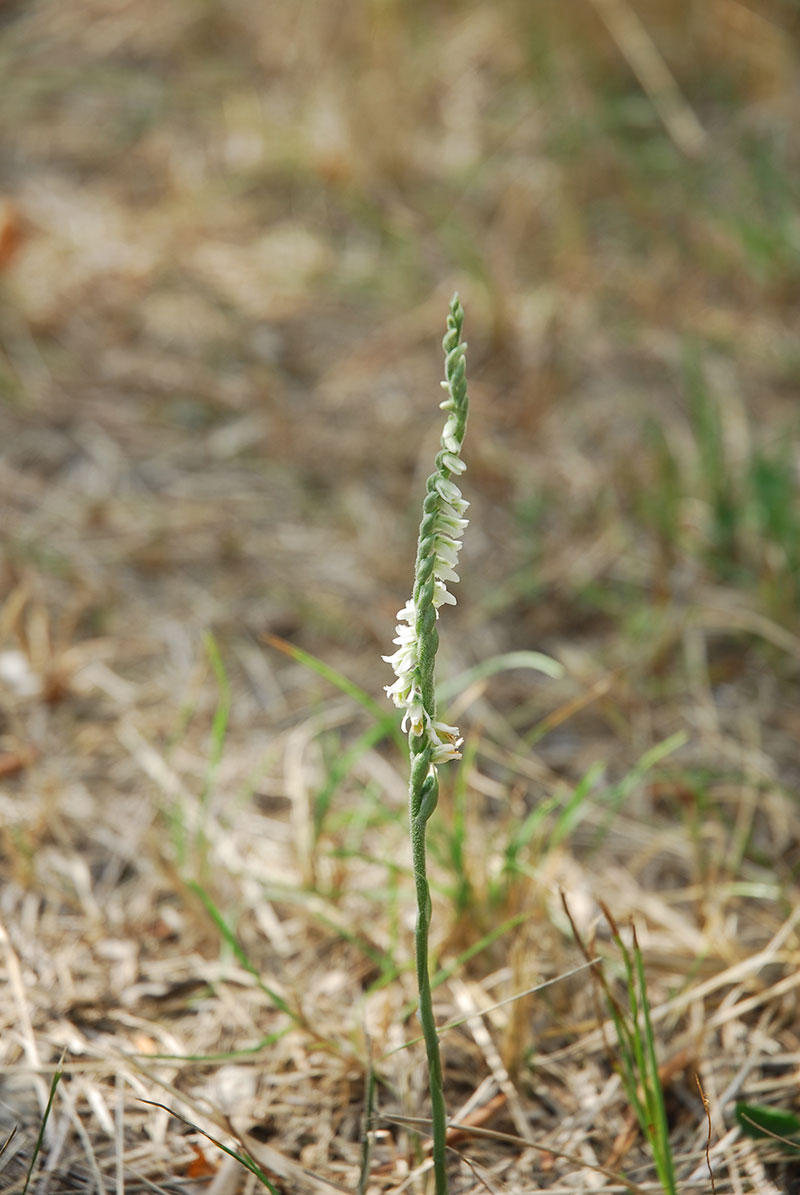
[383,1112,652,1194]
[587,0,706,157]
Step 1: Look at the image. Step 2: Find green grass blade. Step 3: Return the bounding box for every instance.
[601,908,678,1195]
[634,931,678,1193]
[358,1059,378,1195]
[139,1099,282,1193]
[313,718,395,836]
[591,732,687,851]
[188,880,295,1019]
[143,1030,290,1062]
[736,1102,800,1155]
[391,911,530,1026]
[501,796,557,879]
[437,649,563,702]
[266,634,405,749]
[203,632,231,795]
[22,1062,63,1195]
[550,760,605,851]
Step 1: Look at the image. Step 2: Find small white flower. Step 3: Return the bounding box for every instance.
[383,599,420,710]
[402,695,425,736]
[434,476,463,505]
[441,414,460,452]
[382,624,416,672]
[383,643,414,677]
[385,676,409,704]
[438,511,469,535]
[433,579,457,608]
[429,719,463,763]
[434,562,460,584]
[441,451,466,475]
[396,599,416,624]
[385,304,468,767]
[434,536,461,564]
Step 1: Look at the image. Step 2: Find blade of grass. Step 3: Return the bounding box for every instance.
[590,731,687,852]
[381,1112,650,1194]
[0,1125,17,1161]
[357,1054,378,1195]
[564,896,678,1194]
[188,880,295,1019]
[736,1102,800,1156]
[388,958,600,1061]
[142,1030,290,1063]
[265,634,405,750]
[437,649,563,703]
[138,1098,282,1193]
[313,718,395,837]
[22,1058,63,1195]
[390,911,531,1016]
[202,632,231,807]
[600,904,678,1195]
[549,760,606,851]
[634,926,678,1193]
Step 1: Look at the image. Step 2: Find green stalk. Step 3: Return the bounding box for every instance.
[410,762,447,1190]
[384,294,470,1195]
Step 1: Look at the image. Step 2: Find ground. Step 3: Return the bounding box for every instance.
[1,1,800,1192]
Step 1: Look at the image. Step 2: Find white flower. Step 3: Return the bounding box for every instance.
[429,719,463,763]
[441,413,460,452]
[433,560,460,584]
[434,536,461,565]
[397,599,415,625]
[438,502,469,529]
[402,695,425,736]
[433,579,457,608]
[383,599,419,710]
[440,451,466,475]
[434,476,463,505]
[384,320,468,764]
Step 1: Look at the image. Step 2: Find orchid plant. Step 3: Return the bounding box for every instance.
[384,293,470,1195]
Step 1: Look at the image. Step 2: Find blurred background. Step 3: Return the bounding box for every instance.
[1,0,800,1186]
[3,0,800,796]
[2,0,799,693]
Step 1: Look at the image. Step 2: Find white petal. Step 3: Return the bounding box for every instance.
[396,600,416,623]
[435,477,463,504]
[430,738,462,764]
[432,719,460,739]
[433,581,457,607]
[437,515,469,535]
[441,451,466,475]
[442,415,460,452]
[434,563,460,583]
[434,537,462,563]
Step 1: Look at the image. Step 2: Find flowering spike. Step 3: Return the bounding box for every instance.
[384,293,470,781]
[383,294,470,1195]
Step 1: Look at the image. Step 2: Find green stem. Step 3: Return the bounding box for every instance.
[410,761,448,1193]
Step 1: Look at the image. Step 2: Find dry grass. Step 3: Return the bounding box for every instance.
[2,1,800,1191]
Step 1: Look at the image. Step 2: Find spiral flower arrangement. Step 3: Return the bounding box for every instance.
[383,293,469,1194]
